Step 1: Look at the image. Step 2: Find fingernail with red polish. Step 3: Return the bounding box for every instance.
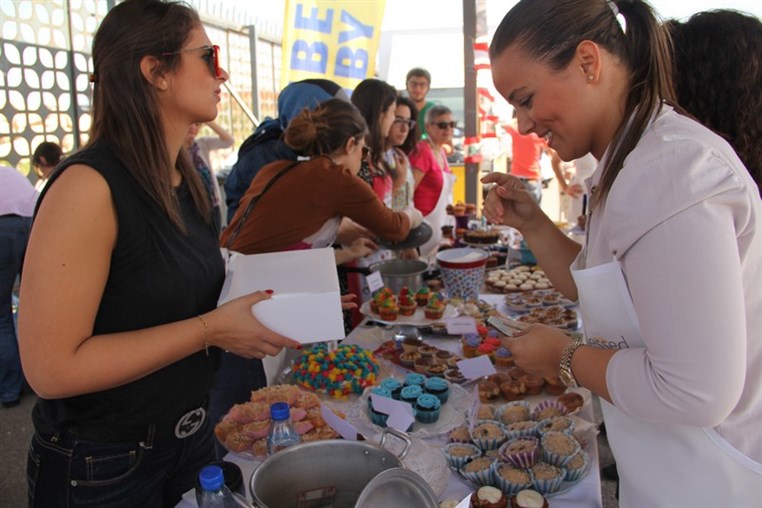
[295,344,303,350]
[265,289,274,294]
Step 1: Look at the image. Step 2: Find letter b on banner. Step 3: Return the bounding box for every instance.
[290,40,328,73]
[335,47,367,79]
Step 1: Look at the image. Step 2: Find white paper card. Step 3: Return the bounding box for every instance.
[321,404,358,441]
[217,248,345,343]
[446,316,478,335]
[457,355,497,379]
[456,493,472,508]
[370,394,415,432]
[366,271,384,293]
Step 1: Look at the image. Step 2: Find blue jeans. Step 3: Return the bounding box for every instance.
[0,215,31,403]
[209,352,267,458]
[27,413,214,507]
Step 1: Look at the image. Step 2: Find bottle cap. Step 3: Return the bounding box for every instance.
[270,401,290,421]
[199,465,225,491]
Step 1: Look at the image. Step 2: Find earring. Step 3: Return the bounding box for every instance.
[159,81,167,91]
[587,75,594,81]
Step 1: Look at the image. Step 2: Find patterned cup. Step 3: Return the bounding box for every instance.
[436,248,489,300]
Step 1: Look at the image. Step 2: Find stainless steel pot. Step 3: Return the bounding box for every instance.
[368,259,428,294]
[249,429,412,508]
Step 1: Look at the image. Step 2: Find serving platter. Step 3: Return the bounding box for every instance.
[360,300,459,326]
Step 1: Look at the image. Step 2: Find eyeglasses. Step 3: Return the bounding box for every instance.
[393,117,416,129]
[162,45,222,78]
[407,80,429,89]
[362,145,372,159]
[432,121,457,130]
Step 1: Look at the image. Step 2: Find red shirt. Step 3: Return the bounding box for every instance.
[505,124,546,180]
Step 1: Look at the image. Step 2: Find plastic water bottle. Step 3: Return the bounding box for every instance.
[266,402,301,455]
[197,465,237,507]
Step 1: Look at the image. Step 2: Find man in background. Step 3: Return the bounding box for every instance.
[405,67,435,137]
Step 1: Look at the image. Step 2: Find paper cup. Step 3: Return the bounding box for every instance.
[436,248,489,300]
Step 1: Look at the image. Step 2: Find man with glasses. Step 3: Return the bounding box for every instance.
[405,67,435,138]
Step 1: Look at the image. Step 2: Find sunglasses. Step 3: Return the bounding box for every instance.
[432,121,457,130]
[393,117,416,129]
[162,45,222,78]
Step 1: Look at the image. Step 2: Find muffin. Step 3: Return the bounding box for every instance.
[462,333,482,358]
[503,420,540,440]
[494,347,515,369]
[499,379,527,402]
[498,437,540,468]
[520,374,545,395]
[399,385,424,406]
[444,442,482,470]
[478,380,501,403]
[557,392,584,414]
[563,451,589,482]
[543,376,566,396]
[494,462,533,496]
[470,485,507,507]
[476,404,496,421]
[404,373,426,387]
[399,351,421,369]
[460,457,496,487]
[448,425,472,443]
[496,401,531,425]
[540,431,581,467]
[414,393,442,423]
[531,400,568,421]
[530,462,566,494]
[509,489,548,508]
[424,376,451,403]
[536,416,574,437]
[508,367,526,381]
[471,421,506,451]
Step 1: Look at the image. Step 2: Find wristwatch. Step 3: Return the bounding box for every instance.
[559,340,585,388]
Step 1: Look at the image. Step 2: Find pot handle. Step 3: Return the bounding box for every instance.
[378,427,412,461]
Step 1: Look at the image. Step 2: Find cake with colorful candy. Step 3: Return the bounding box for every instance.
[292,343,379,398]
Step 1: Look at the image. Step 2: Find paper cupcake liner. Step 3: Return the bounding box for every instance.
[564,451,590,482]
[502,420,540,440]
[459,458,496,487]
[470,420,508,451]
[493,462,533,496]
[536,416,575,437]
[444,442,482,471]
[531,465,567,494]
[531,399,568,421]
[541,432,581,468]
[498,437,540,468]
[415,408,441,424]
[495,401,532,425]
[369,408,388,428]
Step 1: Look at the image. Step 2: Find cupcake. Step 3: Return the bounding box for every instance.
[498,437,540,468]
[462,333,482,358]
[444,368,466,384]
[557,392,584,414]
[510,489,548,508]
[414,393,442,423]
[494,462,533,496]
[503,420,540,440]
[378,299,399,321]
[444,442,482,470]
[536,416,574,437]
[496,401,531,425]
[402,336,422,353]
[398,296,417,316]
[415,287,431,306]
[448,425,472,443]
[531,400,568,421]
[380,377,403,399]
[399,350,421,369]
[459,457,496,487]
[508,367,526,380]
[399,385,424,406]
[414,356,435,374]
[434,349,454,365]
[478,380,501,403]
[370,287,393,313]
[520,374,545,395]
[425,363,447,378]
[367,386,392,407]
[499,379,527,402]
[563,451,589,482]
[368,406,389,427]
[424,298,446,320]
[404,373,426,387]
[470,421,506,451]
[476,404,496,421]
[417,344,439,358]
[470,485,507,507]
[530,462,566,494]
[424,376,451,403]
[476,323,490,338]
[494,347,514,369]
[543,376,566,396]
[540,431,581,467]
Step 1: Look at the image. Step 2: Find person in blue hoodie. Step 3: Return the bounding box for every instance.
[223,79,348,222]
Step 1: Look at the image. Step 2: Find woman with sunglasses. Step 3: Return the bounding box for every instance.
[483,1,761,506]
[18,1,300,506]
[410,104,458,257]
[220,98,422,259]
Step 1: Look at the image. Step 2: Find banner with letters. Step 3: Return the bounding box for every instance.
[281,0,387,93]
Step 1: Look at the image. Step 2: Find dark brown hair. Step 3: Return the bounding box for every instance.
[89,0,211,230]
[667,10,762,194]
[489,0,676,209]
[351,79,397,172]
[392,95,420,155]
[32,141,63,177]
[283,98,367,157]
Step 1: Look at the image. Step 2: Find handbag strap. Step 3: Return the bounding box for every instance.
[224,160,302,249]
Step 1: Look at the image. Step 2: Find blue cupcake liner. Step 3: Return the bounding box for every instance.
[493,461,533,496]
[531,464,567,495]
[536,416,575,437]
[369,407,388,428]
[443,442,482,471]
[459,457,497,487]
[470,420,507,451]
[541,432,581,468]
[424,377,451,403]
[498,437,540,468]
[495,401,532,425]
[563,451,590,483]
[502,420,540,440]
[415,407,441,423]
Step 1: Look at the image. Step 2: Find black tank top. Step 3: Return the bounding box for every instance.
[32,141,225,438]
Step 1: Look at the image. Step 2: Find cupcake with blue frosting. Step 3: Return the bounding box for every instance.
[414,393,442,423]
[380,377,403,399]
[400,384,424,406]
[404,373,426,387]
[424,376,451,403]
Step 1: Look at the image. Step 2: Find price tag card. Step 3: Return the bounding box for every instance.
[467,384,481,434]
[366,271,384,293]
[457,355,496,380]
[370,393,415,432]
[321,403,360,441]
[446,316,478,335]
[456,494,472,508]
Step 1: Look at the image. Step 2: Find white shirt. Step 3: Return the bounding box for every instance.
[585,106,762,462]
[0,165,38,217]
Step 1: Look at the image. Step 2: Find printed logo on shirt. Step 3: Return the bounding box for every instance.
[588,335,631,350]
[174,407,206,439]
